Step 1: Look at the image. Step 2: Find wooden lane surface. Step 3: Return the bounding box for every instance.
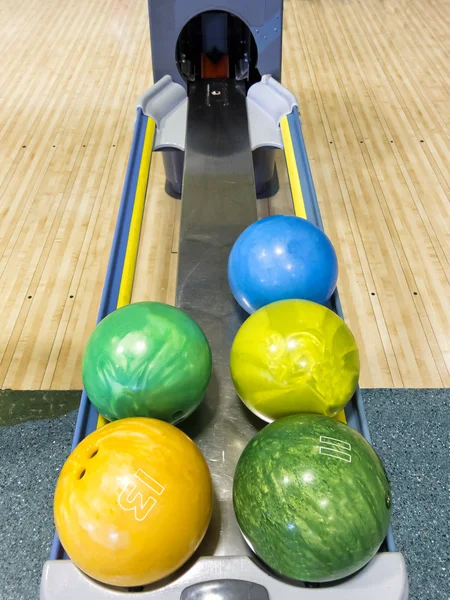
[0,0,152,389]
[278,0,450,387]
[0,0,448,389]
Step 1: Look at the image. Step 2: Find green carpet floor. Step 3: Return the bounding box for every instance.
[0,389,448,600]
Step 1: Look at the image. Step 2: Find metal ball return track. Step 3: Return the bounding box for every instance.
[40,4,409,599]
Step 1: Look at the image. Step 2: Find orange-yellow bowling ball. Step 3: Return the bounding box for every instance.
[54,418,213,587]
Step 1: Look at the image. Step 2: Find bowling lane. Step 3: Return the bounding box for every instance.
[130,152,180,307]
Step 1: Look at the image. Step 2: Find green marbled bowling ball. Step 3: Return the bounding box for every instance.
[82,302,212,424]
[233,414,392,582]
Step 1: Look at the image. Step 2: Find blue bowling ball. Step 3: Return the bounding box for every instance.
[228,215,338,313]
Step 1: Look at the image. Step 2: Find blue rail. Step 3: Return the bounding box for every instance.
[286,107,397,553]
[49,108,150,561]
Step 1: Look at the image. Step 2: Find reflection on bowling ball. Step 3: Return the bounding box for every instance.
[54,418,213,588]
[228,215,338,313]
[233,414,392,582]
[230,299,360,421]
[82,302,212,424]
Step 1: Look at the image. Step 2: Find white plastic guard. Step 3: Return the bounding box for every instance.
[138,75,187,151]
[139,74,301,151]
[41,554,408,600]
[246,74,299,149]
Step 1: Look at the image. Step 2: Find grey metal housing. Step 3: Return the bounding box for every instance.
[138,74,297,196]
[148,0,283,88]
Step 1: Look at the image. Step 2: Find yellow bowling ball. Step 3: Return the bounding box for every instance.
[54,418,213,588]
[230,299,360,421]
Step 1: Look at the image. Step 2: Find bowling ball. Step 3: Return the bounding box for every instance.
[230,299,359,421]
[54,418,213,587]
[82,302,212,424]
[233,414,392,582]
[228,215,338,313]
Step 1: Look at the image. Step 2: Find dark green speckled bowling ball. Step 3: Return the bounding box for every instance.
[233,414,392,583]
[82,302,212,424]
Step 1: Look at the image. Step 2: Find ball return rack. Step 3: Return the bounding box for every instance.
[41,4,408,599]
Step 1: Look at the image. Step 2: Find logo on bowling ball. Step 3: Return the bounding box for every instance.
[319,436,352,463]
[118,469,165,522]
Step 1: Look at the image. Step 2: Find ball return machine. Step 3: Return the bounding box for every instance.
[41,2,409,598]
